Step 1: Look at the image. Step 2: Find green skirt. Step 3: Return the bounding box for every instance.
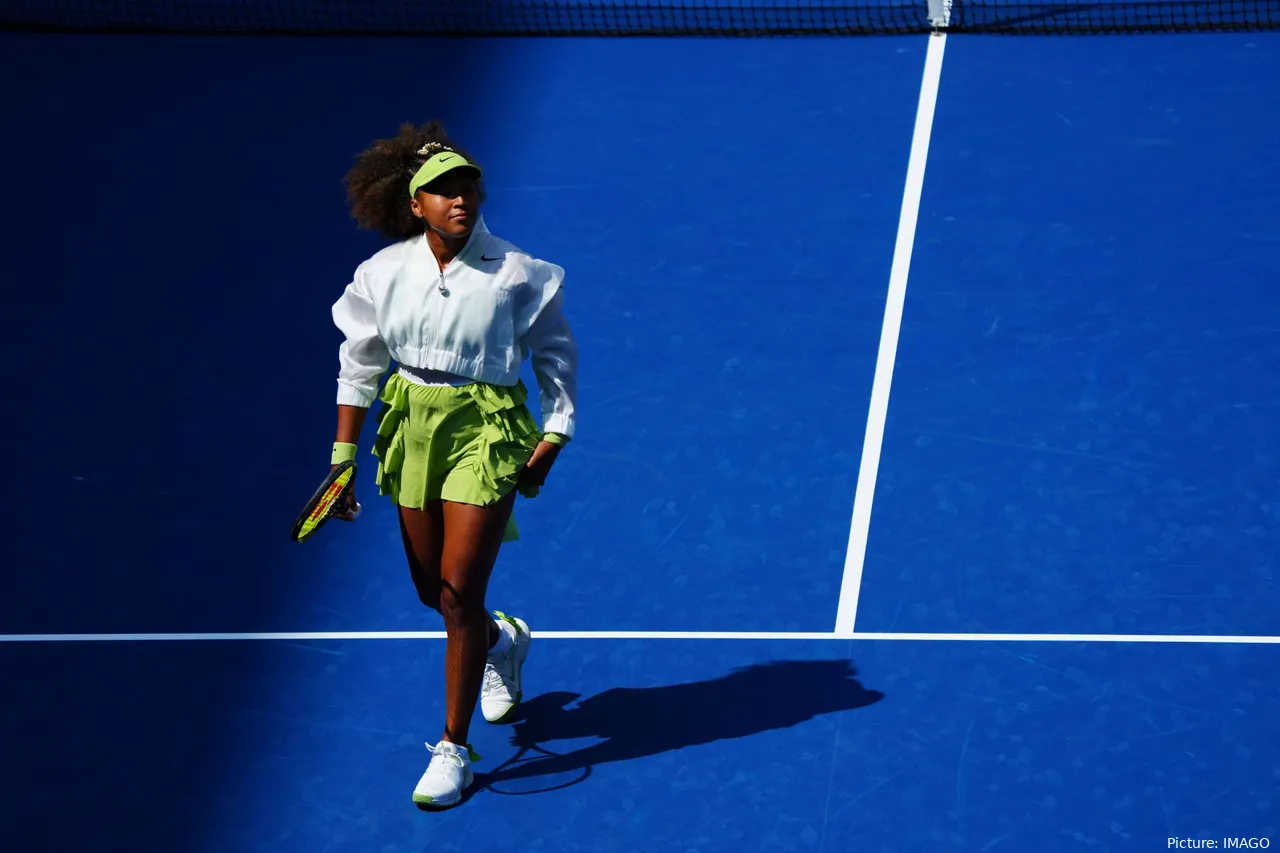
[370,372,542,542]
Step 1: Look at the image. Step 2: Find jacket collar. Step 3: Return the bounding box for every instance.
[420,214,489,271]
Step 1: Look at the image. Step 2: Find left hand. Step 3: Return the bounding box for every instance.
[518,440,561,492]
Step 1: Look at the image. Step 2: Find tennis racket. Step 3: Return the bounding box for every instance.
[291,460,361,542]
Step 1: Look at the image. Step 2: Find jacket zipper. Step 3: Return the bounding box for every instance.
[422,231,474,354]
[422,253,454,357]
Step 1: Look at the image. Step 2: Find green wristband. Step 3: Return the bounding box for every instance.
[542,432,569,447]
[331,442,358,465]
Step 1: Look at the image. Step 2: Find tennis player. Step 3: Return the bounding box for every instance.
[327,121,577,807]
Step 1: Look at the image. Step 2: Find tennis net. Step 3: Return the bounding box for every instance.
[0,0,1275,35]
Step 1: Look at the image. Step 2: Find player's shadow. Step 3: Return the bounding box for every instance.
[473,658,884,797]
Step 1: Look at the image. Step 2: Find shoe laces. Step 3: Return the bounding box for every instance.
[422,742,463,768]
[425,741,478,767]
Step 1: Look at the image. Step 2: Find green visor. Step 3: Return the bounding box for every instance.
[409,151,482,197]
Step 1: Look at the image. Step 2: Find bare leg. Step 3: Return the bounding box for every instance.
[437,490,516,746]
[398,503,445,614]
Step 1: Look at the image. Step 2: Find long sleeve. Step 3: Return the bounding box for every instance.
[521,286,578,439]
[331,267,391,408]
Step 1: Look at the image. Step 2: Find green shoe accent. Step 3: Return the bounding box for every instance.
[492,610,525,636]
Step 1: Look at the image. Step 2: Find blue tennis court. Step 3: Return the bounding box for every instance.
[2,4,1278,851]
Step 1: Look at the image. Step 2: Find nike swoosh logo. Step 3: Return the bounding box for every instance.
[481,255,503,262]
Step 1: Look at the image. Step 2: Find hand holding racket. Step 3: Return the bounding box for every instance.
[291,460,362,542]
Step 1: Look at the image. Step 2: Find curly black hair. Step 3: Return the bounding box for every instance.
[344,120,486,242]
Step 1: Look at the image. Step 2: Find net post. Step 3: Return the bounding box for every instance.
[927,0,952,29]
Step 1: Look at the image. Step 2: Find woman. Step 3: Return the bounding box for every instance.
[327,121,578,807]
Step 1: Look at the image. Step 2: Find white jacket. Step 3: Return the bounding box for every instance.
[331,217,578,438]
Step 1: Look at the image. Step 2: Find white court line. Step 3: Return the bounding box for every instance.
[1,631,1277,644]
[834,32,948,637]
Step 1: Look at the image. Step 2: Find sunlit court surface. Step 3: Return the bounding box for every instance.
[2,0,1278,850]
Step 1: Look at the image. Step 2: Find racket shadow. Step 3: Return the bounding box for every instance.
[473,658,884,797]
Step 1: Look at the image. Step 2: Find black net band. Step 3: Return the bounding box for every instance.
[1,0,1275,35]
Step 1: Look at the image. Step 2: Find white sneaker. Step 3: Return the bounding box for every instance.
[481,611,530,723]
[412,741,478,807]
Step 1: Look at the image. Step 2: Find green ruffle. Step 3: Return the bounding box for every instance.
[370,374,542,541]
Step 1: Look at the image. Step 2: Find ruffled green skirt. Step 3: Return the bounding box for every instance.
[371,373,542,542]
